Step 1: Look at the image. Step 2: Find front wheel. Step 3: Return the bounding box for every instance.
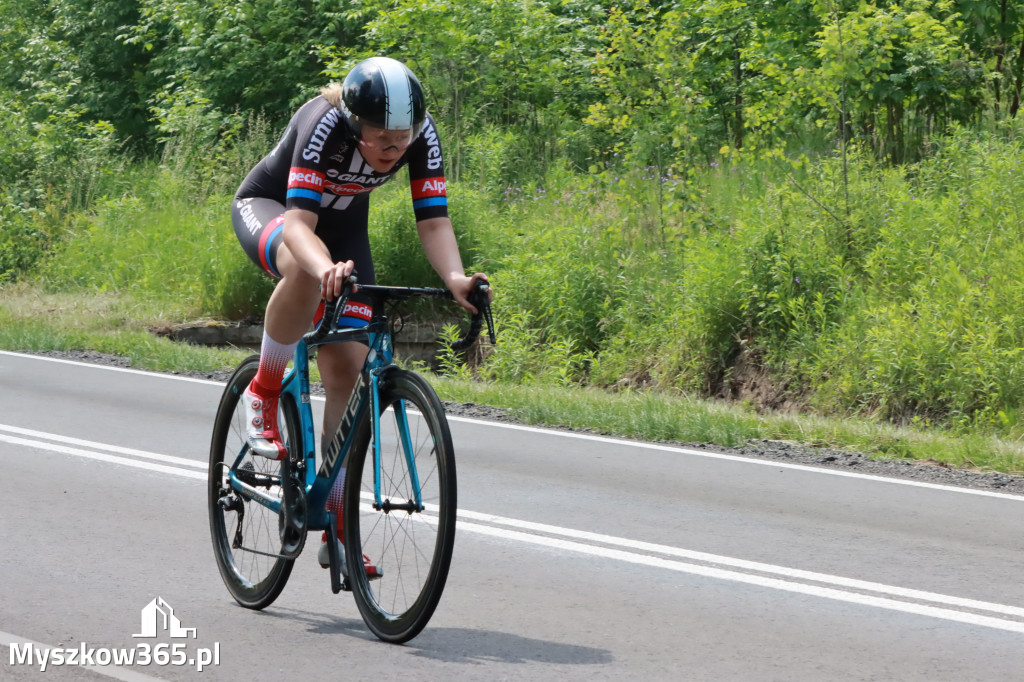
[208,355,299,609]
[344,369,457,643]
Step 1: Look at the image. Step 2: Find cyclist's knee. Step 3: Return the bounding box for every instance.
[274,244,319,289]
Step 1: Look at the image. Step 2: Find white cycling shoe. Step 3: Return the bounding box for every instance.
[242,383,287,460]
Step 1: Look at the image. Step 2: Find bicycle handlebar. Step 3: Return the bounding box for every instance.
[305,277,496,350]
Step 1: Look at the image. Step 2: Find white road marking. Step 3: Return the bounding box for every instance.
[3,424,1023,633]
[0,428,205,480]
[0,424,206,468]
[4,350,1022,500]
[0,350,223,385]
[455,508,1024,620]
[455,520,1024,634]
[441,415,1024,501]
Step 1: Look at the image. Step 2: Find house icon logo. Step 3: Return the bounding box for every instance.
[133,597,197,639]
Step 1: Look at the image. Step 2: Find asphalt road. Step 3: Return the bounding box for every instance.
[1,350,1023,681]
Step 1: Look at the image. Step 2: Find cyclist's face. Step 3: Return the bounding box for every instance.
[359,125,413,172]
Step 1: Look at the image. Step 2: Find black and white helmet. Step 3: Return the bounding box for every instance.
[340,57,426,138]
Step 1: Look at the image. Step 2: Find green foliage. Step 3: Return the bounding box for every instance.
[322,0,601,185]
[0,86,129,282]
[814,0,985,163]
[0,0,153,146]
[8,0,1024,447]
[808,126,1024,429]
[124,0,368,139]
[36,165,274,319]
[1,0,1022,176]
[435,324,475,380]
[583,0,1002,170]
[0,205,54,285]
[956,0,1024,117]
[445,120,1024,439]
[367,173,499,287]
[585,0,825,168]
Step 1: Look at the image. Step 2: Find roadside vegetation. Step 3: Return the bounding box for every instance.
[2,0,1024,473]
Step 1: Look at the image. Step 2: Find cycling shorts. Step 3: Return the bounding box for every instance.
[231,195,376,329]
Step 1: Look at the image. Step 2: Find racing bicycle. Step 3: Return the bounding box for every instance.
[208,278,494,643]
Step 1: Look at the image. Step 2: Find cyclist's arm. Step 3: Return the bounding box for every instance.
[416,216,489,312]
[277,98,356,300]
[282,207,353,300]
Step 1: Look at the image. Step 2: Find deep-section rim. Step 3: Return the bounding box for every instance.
[208,355,296,609]
[343,368,457,643]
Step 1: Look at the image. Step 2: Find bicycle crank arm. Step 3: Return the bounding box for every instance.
[326,511,350,594]
[280,464,307,557]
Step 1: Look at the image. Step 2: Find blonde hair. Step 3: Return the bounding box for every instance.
[321,83,343,108]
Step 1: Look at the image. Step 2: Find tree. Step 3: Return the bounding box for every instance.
[125,0,374,139]
[325,0,594,182]
[814,0,984,163]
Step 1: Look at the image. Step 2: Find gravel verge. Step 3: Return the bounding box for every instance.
[30,349,1024,496]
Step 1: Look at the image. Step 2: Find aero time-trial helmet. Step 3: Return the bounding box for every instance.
[340,57,426,146]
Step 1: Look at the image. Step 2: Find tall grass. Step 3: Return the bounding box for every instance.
[461,122,1024,439]
[5,115,1024,464]
[33,113,284,320]
[0,102,131,284]
[37,169,274,321]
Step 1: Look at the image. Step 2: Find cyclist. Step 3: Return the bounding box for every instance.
[231,56,490,576]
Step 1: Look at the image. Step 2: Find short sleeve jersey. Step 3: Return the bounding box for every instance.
[237,96,448,223]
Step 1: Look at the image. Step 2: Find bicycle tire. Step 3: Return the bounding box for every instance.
[208,355,298,609]
[343,369,457,643]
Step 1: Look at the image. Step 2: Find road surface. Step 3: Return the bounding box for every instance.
[1,351,1022,680]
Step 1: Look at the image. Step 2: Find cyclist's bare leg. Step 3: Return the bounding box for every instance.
[243,242,322,458]
[263,242,324,344]
[317,341,370,454]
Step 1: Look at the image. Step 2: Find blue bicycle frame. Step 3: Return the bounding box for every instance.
[226,316,424,532]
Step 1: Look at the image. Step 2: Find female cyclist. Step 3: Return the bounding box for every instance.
[231,56,489,576]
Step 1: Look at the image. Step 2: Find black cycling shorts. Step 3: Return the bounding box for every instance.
[231,195,376,328]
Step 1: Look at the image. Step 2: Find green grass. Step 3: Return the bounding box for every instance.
[5,122,1024,477]
[0,287,251,372]
[2,285,1022,474]
[429,375,1024,474]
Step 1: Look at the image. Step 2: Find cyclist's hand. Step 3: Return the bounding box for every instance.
[321,260,357,301]
[448,273,492,314]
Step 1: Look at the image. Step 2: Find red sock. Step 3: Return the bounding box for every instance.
[251,331,297,395]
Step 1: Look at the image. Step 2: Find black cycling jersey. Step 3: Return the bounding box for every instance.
[236,95,448,223]
[232,94,448,279]
[231,95,449,326]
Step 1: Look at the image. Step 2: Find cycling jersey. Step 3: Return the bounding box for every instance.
[231,94,449,326]
[236,95,448,223]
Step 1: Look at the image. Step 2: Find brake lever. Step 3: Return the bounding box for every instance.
[306,273,358,343]
[479,287,496,345]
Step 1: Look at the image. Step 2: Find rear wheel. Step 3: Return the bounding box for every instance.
[208,356,300,609]
[344,369,457,643]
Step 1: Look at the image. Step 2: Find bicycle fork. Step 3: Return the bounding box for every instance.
[373,369,424,514]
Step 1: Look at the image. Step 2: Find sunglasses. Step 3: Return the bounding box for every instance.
[359,128,415,152]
